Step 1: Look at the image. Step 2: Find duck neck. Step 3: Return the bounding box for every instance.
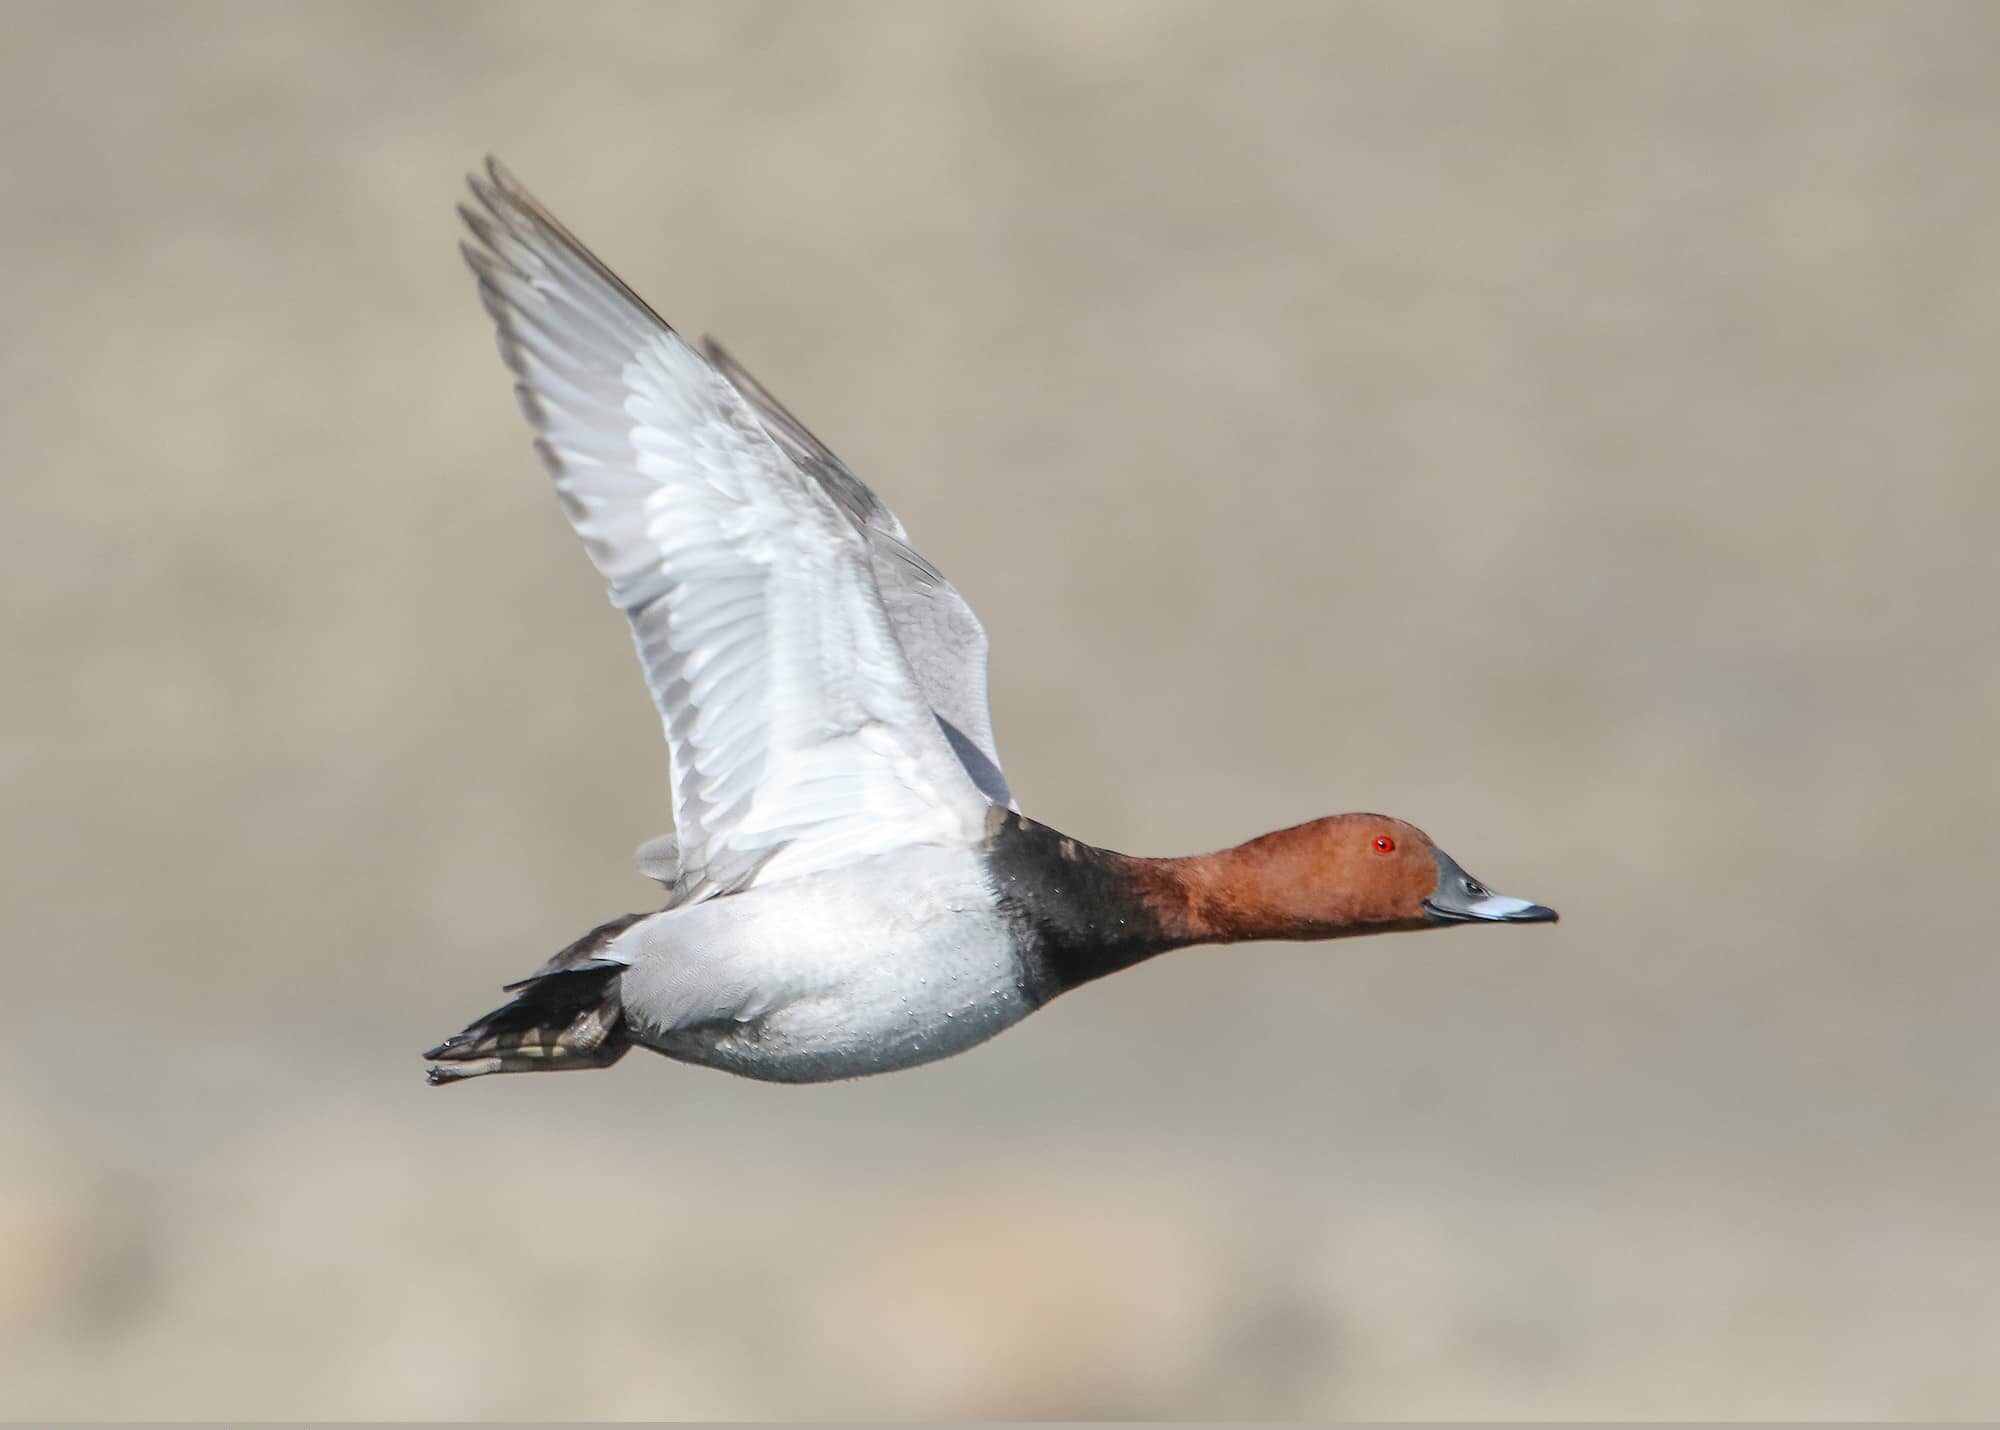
[985,811,1306,1002]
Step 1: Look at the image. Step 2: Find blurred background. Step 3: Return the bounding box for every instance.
[5,0,1997,1417]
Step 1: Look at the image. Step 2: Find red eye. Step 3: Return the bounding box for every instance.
[1374,835,1395,853]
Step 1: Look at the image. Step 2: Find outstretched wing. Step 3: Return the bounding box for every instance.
[701,337,1015,810]
[459,158,989,898]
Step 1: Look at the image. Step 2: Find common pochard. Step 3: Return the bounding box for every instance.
[426,160,1556,1087]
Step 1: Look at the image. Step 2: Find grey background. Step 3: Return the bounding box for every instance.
[4,0,1996,1417]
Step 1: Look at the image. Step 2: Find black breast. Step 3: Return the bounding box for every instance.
[981,810,1180,1004]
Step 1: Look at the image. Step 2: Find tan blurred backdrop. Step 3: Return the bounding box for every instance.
[3,0,1996,1418]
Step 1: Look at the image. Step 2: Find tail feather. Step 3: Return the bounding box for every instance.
[424,912,647,1085]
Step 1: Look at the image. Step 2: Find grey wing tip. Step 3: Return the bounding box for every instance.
[457,158,676,333]
[466,154,514,199]
[463,158,535,236]
[465,165,499,212]
[484,153,521,193]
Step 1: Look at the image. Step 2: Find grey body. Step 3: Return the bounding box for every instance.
[613,843,1033,1082]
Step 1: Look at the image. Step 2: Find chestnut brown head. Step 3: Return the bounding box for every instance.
[1182,813,1557,942]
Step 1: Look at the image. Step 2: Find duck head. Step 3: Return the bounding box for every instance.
[1171,813,1558,941]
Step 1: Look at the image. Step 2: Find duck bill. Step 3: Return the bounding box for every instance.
[1423,848,1559,925]
[1423,891,1559,924]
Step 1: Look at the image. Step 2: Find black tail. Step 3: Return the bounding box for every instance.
[423,913,647,1085]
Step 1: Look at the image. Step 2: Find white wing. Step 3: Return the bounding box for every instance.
[699,337,1015,810]
[459,159,990,898]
